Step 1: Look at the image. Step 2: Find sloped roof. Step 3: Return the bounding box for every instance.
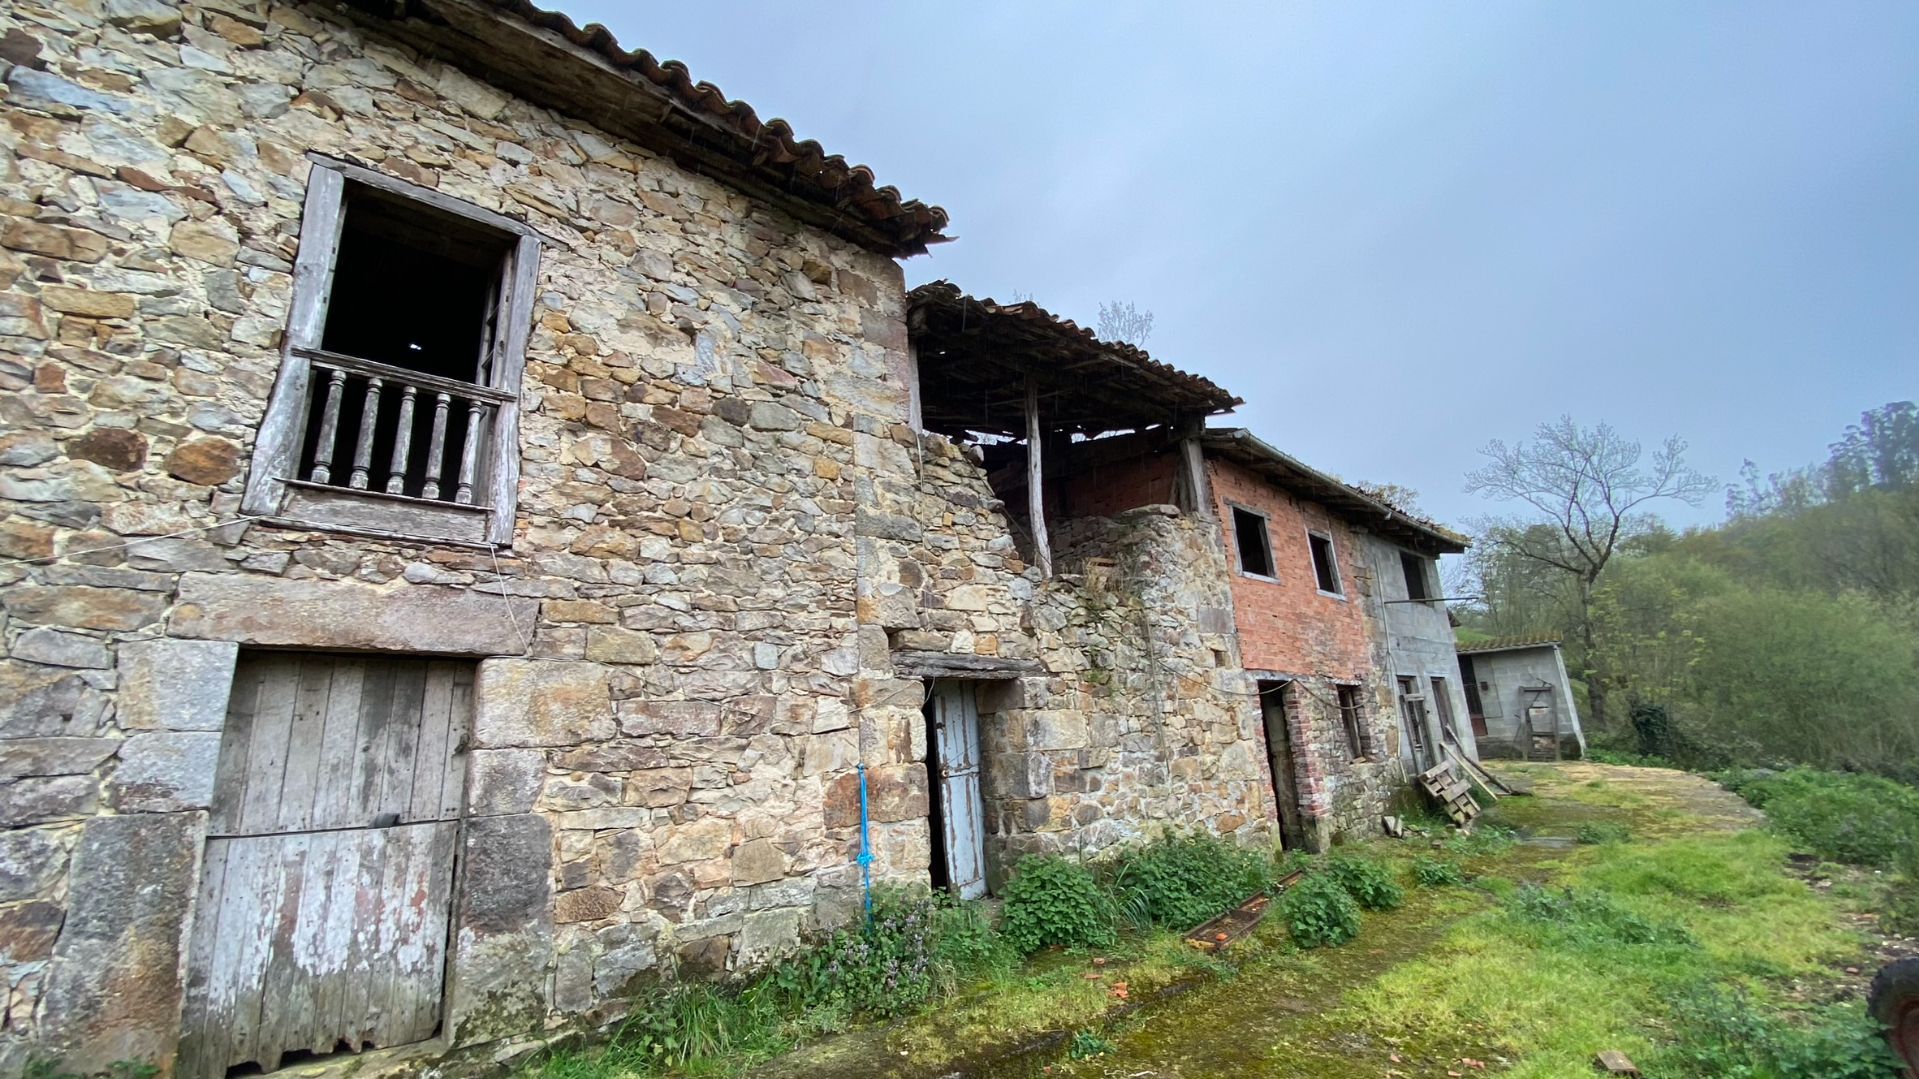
[341,0,949,256]
[908,282,1242,437]
[1200,428,1469,554]
[1456,635,1562,655]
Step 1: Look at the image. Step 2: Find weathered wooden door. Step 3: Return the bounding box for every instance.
[178,654,472,1079]
[1258,682,1305,850]
[1398,677,1435,771]
[928,681,988,900]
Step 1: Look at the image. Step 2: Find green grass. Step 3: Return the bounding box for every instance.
[1332,823,1877,1076]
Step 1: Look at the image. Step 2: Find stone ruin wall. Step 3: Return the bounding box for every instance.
[858,431,1276,891]
[0,2,1295,1073]
[0,0,924,1068]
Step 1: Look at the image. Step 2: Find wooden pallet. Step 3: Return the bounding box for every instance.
[1418,760,1482,827]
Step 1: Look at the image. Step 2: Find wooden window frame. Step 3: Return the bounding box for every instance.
[1306,529,1344,598]
[241,156,540,547]
[1335,682,1369,760]
[1228,503,1278,581]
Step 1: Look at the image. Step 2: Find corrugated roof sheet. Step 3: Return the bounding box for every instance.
[1200,429,1470,553]
[1456,635,1563,655]
[348,0,949,256]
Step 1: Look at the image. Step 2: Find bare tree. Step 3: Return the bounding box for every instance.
[1096,300,1154,346]
[1465,417,1714,730]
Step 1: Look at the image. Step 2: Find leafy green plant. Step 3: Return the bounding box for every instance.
[1279,871,1361,948]
[1508,884,1694,947]
[1000,855,1117,954]
[1105,832,1273,930]
[1720,767,1919,868]
[1068,1030,1116,1060]
[1326,854,1403,911]
[1411,856,1467,887]
[1575,821,1633,845]
[1650,987,1903,1078]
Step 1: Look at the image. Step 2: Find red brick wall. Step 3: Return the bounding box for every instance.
[1057,450,1179,519]
[1207,457,1373,679]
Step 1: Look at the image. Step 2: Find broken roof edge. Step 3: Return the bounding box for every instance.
[1201,428,1470,553]
[908,281,1244,414]
[1456,636,1564,655]
[342,0,950,257]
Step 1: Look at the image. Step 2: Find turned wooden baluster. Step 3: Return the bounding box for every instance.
[455,400,484,503]
[347,376,382,489]
[422,391,451,499]
[385,384,418,494]
[309,368,348,484]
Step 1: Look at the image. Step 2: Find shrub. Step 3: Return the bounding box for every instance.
[1279,871,1362,948]
[612,982,786,1068]
[1106,833,1273,930]
[1326,854,1404,911]
[1575,822,1633,845]
[1720,767,1919,868]
[759,888,1008,1019]
[1000,855,1117,954]
[1412,857,1467,888]
[1651,987,1903,1078]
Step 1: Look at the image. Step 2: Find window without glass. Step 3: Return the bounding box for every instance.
[1232,506,1276,578]
[1401,551,1431,601]
[1308,531,1342,594]
[242,158,540,546]
[1336,683,1367,758]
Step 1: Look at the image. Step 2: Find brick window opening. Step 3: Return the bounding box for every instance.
[1308,531,1342,595]
[1400,551,1431,601]
[242,157,541,546]
[1232,506,1276,578]
[1336,683,1368,758]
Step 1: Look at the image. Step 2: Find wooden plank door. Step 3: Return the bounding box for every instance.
[178,654,472,1079]
[930,682,988,900]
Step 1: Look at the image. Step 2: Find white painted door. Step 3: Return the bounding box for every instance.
[931,682,988,900]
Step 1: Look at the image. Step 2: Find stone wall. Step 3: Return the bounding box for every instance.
[0,0,916,1071]
[855,430,1274,891]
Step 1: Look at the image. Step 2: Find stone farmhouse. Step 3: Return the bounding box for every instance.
[0,2,1475,1076]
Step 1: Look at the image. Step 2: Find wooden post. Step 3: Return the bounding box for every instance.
[1025,376,1052,578]
[1172,417,1214,518]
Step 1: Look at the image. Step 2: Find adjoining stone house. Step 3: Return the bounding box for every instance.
[1455,637,1586,760]
[0,3,1288,1075]
[1052,427,1474,851]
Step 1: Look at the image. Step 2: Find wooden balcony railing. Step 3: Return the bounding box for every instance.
[296,348,514,506]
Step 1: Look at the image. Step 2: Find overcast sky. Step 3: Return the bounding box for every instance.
[566,1,1917,531]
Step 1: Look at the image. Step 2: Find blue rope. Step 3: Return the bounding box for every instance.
[856,763,874,917]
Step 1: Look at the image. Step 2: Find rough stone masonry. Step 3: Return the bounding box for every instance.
[0,2,1281,1075]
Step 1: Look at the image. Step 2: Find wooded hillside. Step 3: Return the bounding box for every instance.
[1454,402,1919,779]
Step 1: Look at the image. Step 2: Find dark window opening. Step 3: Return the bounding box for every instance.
[1232,507,1275,577]
[1336,684,1367,758]
[322,183,514,382]
[1309,532,1342,594]
[1401,551,1431,601]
